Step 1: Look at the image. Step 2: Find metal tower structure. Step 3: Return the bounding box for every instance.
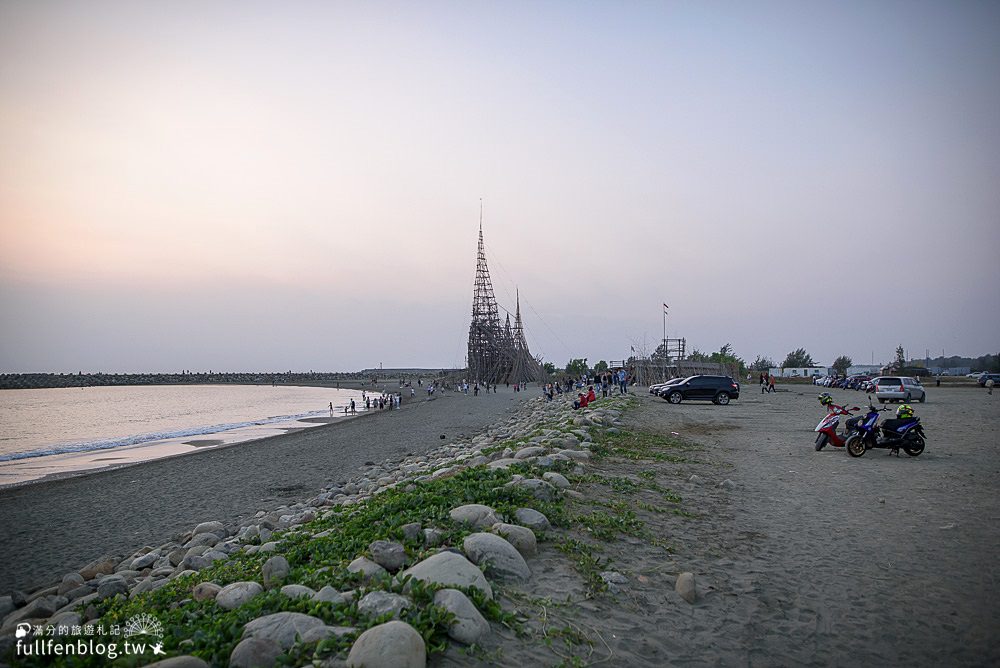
[467,215,542,384]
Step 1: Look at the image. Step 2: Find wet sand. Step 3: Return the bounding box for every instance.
[0,388,531,593]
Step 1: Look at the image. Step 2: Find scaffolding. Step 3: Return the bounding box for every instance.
[467,221,541,385]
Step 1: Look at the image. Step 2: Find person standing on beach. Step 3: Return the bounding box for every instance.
[760,373,767,394]
[350,399,356,414]
[329,402,333,416]
[767,374,776,393]
[987,378,994,395]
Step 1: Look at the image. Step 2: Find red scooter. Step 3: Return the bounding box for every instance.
[814,402,860,450]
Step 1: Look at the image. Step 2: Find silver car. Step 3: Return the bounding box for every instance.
[873,376,926,403]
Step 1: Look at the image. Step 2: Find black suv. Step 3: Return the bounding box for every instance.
[661,375,741,405]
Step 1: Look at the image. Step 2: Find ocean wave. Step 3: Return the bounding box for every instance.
[0,410,329,463]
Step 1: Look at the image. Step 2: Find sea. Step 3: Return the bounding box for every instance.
[0,384,367,487]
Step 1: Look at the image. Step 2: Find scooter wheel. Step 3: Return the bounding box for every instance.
[815,433,827,451]
[903,435,925,457]
[846,435,866,458]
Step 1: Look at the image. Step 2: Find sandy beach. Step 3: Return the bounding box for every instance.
[438,384,1000,666]
[1,382,997,666]
[0,387,530,594]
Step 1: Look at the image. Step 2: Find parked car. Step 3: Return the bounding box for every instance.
[649,378,685,394]
[977,373,1000,387]
[967,371,986,379]
[872,376,926,403]
[661,375,741,405]
[654,377,687,396]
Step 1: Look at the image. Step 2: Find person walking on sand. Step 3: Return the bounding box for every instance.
[768,374,776,393]
[329,401,333,417]
[987,377,995,395]
[761,373,767,394]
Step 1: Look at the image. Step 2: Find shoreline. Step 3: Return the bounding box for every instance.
[0,386,531,593]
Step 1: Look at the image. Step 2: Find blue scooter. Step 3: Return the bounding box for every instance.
[845,397,926,458]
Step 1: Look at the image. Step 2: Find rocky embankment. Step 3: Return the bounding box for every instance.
[0,395,632,667]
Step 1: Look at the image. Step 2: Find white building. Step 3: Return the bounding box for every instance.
[769,367,830,378]
[846,365,882,376]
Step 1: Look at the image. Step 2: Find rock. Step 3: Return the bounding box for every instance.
[129,578,155,599]
[675,572,697,603]
[96,579,128,600]
[229,637,282,668]
[486,458,520,470]
[242,611,325,650]
[513,446,547,459]
[514,508,551,532]
[346,620,426,668]
[185,532,220,549]
[687,474,703,484]
[262,555,289,589]
[280,584,316,600]
[312,586,345,605]
[181,555,212,571]
[347,557,388,582]
[718,479,736,490]
[423,529,445,547]
[433,589,490,645]
[357,591,412,620]
[369,540,407,572]
[400,522,423,542]
[257,541,279,553]
[449,504,501,529]
[490,523,537,557]
[168,549,187,567]
[193,520,226,537]
[557,449,590,461]
[191,582,222,602]
[79,556,117,580]
[216,581,263,610]
[541,472,570,489]
[0,596,14,619]
[301,625,358,643]
[47,611,81,631]
[130,551,160,570]
[600,571,628,594]
[400,551,492,600]
[462,533,531,581]
[1,596,60,627]
[508,478,558,501]
[57,573,85,596]
[140,657,209,668]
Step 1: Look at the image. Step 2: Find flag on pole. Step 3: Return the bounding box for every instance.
[663,303,669,312]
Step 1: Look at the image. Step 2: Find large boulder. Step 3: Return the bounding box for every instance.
[369,540,407,572]
[463,533,531,581]
[193,520,226,537]
[347,557,388,582]
[433,589,490,645]
[215,581,263,610]
[449,504,501,529]
[229,637,282,668]
[140,657,209,668]
[346,620,425,668]
[399,551,492,600]
[242,611,325,650]
[513,508,551,532]
[312,586,345,605]
[262,555,289,589]
[279,584,316,600]
[675,572,697,603]
[507,478,558,501]
[490,523,537,556]
[357,591,411,620]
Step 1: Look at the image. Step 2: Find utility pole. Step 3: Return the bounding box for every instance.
[662,303,668,382]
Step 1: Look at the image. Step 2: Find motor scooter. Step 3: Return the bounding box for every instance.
[845,398,926,457]
[814,403,860,450]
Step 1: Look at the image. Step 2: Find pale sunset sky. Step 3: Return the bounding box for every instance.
[1,1,998,372]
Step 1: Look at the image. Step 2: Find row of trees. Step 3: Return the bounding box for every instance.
[552,345,1000,379]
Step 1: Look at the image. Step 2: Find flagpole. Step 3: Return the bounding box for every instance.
[662,303,667,382]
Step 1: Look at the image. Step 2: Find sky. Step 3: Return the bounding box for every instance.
[1,0,998,373]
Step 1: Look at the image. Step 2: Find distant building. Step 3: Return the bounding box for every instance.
[846,365,882,376]
[925,366,971,376]
[769,366,829,378]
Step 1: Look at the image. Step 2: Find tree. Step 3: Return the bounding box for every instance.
[895,345,906,368]
[542,362,556,375]
[750,356,776,373]
[593,360,609,373]
[832,355,853,376]
[782,348,815,368]
[565,358,588,376]
[687,349,711,363]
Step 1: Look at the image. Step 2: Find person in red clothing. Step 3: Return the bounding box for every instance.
[574,392,589,409]
[586,385,597,403]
